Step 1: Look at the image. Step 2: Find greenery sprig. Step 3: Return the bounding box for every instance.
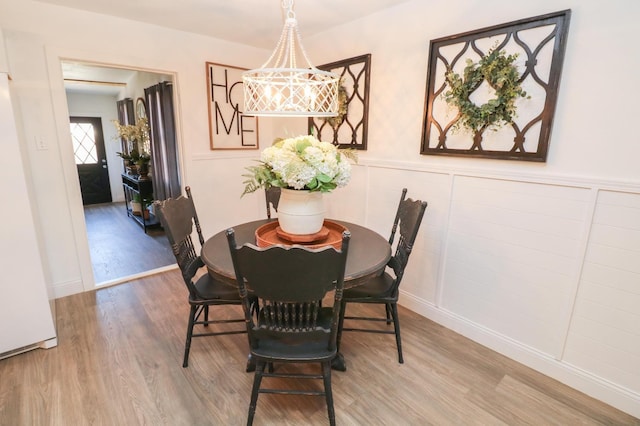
[443,48,529,133]
[324,81,348,128]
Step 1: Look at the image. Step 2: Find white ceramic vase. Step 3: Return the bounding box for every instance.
[277,188,325,235]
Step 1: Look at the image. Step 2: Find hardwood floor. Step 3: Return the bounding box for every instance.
[83,202,176,283]
[1,270,637,425]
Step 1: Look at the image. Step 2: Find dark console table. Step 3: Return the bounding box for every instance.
[121,173,159,233]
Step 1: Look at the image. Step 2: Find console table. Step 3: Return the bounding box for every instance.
[121,173,159,233]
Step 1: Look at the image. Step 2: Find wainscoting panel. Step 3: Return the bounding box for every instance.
[563,190,640,394]
[440,176,592,356]
[367,167,452,304]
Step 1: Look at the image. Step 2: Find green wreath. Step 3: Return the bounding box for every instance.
[325,82,348,128]
[443,48,528,133]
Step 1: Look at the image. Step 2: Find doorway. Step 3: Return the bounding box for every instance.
[62,61,179,286]
[70,116,112,205]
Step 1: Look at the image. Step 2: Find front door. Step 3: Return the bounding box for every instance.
[70,116,112,205]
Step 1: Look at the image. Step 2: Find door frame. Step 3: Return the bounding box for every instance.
[50,54,184,292]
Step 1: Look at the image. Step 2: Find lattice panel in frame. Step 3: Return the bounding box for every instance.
[420,10,571,161]
[309,54,371,150]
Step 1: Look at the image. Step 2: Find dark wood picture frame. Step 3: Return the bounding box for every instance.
[135,97,147,123]
[420,10,571,161]
[206,62,259,150]
[309,54,371,150]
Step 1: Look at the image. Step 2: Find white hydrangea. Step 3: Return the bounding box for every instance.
[333,157,352,187]
[258,135,353,192]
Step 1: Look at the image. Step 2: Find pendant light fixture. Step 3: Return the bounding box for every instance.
[243,0,339,117]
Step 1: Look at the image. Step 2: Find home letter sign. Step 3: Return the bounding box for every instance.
[207,62,259,150]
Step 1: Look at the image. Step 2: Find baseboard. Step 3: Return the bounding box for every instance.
[94,264,178,290]
[39,337,58,349]
[0,344,40,360]
[0,336,57,360]
[52,265,179,299]
[399,290,640,419]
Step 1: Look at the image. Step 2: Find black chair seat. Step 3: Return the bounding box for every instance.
[192,274,241,302]
[155,186,246,368]
[252,338,336,363]
[343,272,396,300]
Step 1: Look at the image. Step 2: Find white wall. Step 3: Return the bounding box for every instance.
[0,0,638,418]
[302,0,640,417]
[304,0,640,182]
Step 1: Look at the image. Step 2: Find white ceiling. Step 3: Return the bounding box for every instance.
[52,0,413,95]
[38,0,413,49]
[62,61,137,95]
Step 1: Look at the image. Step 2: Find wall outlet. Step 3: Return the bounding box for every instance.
[35,136,47,150]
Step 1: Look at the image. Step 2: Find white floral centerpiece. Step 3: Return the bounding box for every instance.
[242,134,356,195]
[243,135,357,235]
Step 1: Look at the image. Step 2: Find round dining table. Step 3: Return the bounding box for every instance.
[200,218,391,371]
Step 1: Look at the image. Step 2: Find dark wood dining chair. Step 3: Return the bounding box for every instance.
[264,186,281,219]
[226,229,351,426]
[337,188,427,364]
[155,186,245,368]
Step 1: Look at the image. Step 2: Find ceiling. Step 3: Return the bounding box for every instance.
[38,0,414,49]
[62,61,138,95]
[53,0,413,95]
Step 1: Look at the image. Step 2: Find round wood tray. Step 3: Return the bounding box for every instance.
[255,220,348,249]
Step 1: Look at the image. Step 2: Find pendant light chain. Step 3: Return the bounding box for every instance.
[282,0,296,69]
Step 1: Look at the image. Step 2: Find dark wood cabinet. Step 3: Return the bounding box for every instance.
[121,173,159,233]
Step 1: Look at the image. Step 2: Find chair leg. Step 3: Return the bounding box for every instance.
[385,303,392,324]
[204,305,209,326]
[183,304,198,368]
[390,303,403,364]
[322,361,336,426]
[336,300,347,353]
[247,361,265,426]
[245,354,256,373]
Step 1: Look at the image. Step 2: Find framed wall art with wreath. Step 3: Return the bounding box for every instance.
[420,10,571,162]
[308,54,371,150]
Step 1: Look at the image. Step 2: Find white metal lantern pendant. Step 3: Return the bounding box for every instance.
[242,0,339,117]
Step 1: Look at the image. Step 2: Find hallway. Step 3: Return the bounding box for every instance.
[83,202,175,283]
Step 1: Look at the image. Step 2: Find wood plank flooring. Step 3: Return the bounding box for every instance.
[83,202,176,283]
[1,270,637,425]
